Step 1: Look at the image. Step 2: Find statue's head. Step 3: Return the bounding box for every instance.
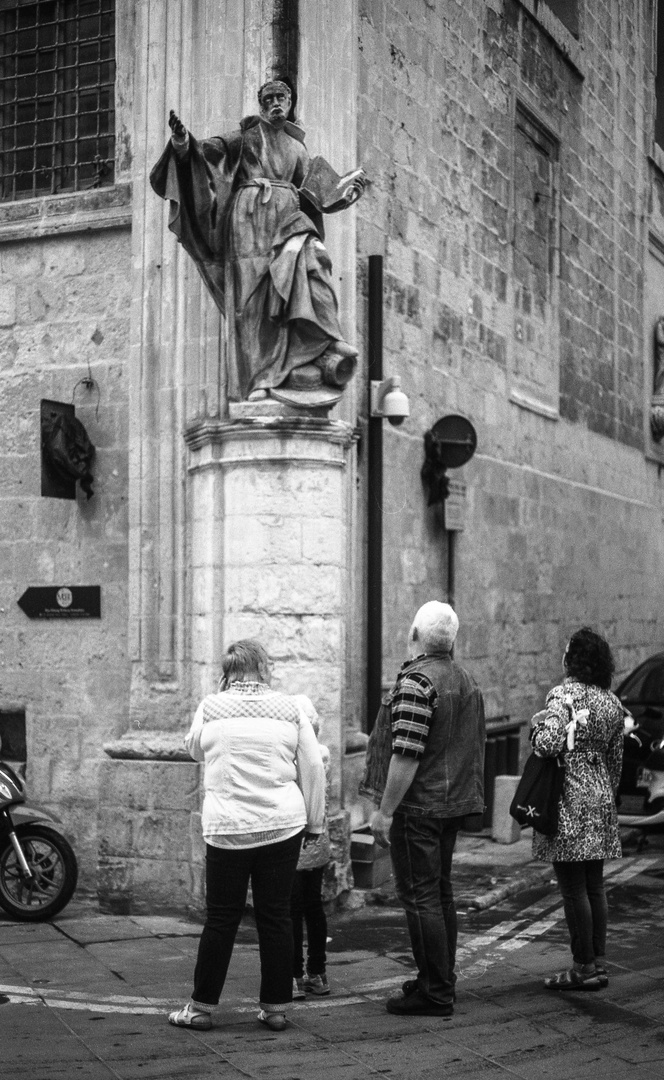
[258,79,292,125]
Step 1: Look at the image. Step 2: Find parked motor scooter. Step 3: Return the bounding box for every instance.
[0,761,78,920]
[617,712,664,844]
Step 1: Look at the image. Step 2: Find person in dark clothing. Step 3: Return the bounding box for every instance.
[361,602,485,1018]
[290,697,332,999]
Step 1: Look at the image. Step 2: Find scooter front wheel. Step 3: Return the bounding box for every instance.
[0,824,78,921]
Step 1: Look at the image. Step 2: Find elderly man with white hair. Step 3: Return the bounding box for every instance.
[361,601,485,1018]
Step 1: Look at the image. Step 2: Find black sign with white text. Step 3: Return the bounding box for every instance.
[17,587,101,620]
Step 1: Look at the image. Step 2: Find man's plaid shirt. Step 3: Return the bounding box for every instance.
[392,654,438,758]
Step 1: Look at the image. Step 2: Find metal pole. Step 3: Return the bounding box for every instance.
[447,526,456,660]
[366,255,383,731]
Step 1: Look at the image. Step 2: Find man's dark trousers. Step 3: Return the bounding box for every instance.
[390,812,466,1005]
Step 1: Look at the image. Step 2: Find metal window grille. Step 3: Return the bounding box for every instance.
[0,0,115,202]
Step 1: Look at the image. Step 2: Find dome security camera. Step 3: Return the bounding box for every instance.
[370,376,410,425]
[382,386,410,426]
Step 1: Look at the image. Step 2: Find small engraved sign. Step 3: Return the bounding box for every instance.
[443,480,467,532]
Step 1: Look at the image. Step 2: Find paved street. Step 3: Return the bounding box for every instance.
[1,834,663,1080]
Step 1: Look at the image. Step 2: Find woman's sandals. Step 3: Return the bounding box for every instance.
[544,968,602,991]
[257,1009,287,1031]
[168,1003,213,1029]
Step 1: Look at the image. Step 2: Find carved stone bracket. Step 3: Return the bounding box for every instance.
[184,413,358,454]
[651,395,664,443]
[652,317,664,443]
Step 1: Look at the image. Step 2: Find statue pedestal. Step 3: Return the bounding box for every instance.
[97,415,358,915]
[185,415,357,814]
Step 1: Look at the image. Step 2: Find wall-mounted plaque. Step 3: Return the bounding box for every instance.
[17,586,101,619]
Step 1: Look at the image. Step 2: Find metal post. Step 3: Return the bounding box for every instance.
[366,255,383,730]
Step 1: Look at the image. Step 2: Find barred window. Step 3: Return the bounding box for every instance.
[0,0,115,202]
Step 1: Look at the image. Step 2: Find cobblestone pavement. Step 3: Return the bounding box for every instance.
[1,833,663,1079]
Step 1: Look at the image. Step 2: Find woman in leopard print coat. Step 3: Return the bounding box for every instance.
[530,627,624,991]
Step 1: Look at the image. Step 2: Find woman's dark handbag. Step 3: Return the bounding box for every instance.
[509,752,565,836]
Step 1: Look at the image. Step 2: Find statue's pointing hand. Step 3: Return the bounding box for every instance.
[168,109,187,140]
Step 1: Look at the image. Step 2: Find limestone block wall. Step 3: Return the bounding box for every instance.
[97,759,205,915]
[97,752,352,915]
[0,226,132,884]
[354,0,664,726]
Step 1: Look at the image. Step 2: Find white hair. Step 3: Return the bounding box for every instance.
[410,601,459,654]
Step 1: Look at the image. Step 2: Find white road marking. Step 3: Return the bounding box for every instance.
[456,855,655,978]
[0,984,174,1005]
[0,855,658,1016]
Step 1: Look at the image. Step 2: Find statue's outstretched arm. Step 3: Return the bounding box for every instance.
[169,109,187,140]
[168,109,190,158]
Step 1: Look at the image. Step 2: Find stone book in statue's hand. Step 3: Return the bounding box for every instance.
[300,156,366,214]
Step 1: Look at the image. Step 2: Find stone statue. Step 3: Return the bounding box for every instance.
[150,80,367,408]
[651,317,664,443]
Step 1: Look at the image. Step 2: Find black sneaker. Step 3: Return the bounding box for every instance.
[386,990,453,1017]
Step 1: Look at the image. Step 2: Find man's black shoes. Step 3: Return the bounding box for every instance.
[386,989,453,1017]
[402,979,456,1005]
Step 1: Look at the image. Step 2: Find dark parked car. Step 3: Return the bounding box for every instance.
[616,653,664,822]
[616,652,664,734]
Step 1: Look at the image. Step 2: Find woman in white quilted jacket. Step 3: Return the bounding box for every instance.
[168,640,325,1033]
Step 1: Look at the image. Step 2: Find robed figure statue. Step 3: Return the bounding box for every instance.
[150,80,367,407]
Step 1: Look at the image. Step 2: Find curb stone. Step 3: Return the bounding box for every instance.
[359,852,555,912]
[466,865,555,909]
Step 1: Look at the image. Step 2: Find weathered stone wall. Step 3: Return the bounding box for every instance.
[0,227,132,884]
[97,759,205,916]
[355,0,664,726]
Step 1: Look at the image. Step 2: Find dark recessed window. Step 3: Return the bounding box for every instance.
[543,0,579,38]
[0,710,26,766]
[0,0,115,202]
[513,104,559,318]
[656,3,664,150]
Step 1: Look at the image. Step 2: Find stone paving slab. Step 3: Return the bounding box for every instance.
[505,1046,662,1080]
[339,1031,484,1071]
[9,1068,119,1080]
[1,939,124,991]
[85,936,196,973]
[116,1060,249,1080]
[223,1045,388,1079]
[2,845,664,1080]
[599,1034,664,1064]
[446,1016,569,1057]
[0,922,62,944]
[126,916,202,937]
[54,916,161,943]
